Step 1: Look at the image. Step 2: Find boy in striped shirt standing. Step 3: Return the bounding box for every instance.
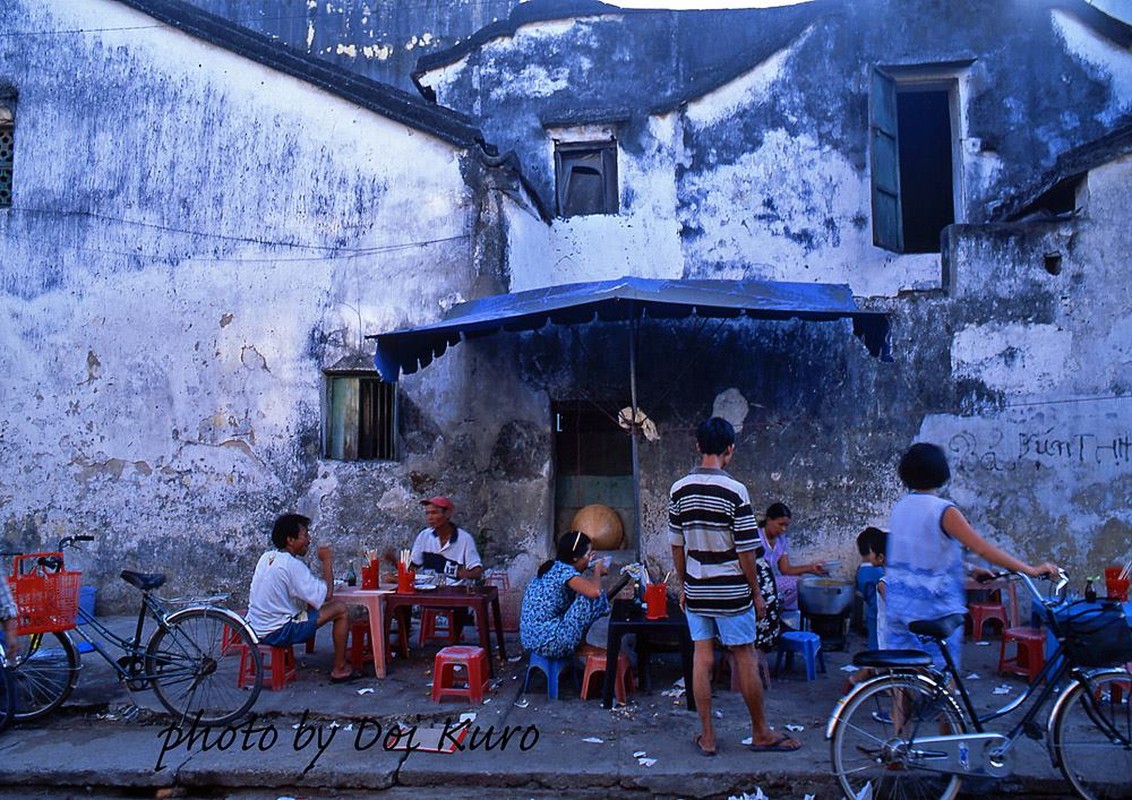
[669,416,801,756]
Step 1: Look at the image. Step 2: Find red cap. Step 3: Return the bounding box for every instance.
[420,496,454,511]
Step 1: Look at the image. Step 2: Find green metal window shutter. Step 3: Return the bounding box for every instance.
[870,68,903,252]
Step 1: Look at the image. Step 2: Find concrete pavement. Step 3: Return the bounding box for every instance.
[0,614,1084,799]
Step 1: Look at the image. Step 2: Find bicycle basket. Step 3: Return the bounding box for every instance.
[1058,599,1132,667]
[9,552,82,635]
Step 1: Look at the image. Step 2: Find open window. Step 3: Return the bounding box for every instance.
[554,140,619,218]
[0,100,13,208]
[871,67,963,253]
[323,371,397,461]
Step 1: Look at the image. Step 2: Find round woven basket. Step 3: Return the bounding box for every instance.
[570,504,624,550]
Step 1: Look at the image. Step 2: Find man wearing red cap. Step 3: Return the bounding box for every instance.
[410,496,483,585]
[409,496,484,640]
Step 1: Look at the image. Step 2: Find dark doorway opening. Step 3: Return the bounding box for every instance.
[552,400,633,549]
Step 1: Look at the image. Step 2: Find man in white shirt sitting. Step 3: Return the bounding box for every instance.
[410,496,483,584]
[409,496,483,638]
[246,513,357,682]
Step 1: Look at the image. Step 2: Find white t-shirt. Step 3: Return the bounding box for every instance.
[410,526,482,585]
[246,550,328,637]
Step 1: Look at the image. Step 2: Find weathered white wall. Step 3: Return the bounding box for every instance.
[512,113,686,291]
[920,154,1132,568]
[0,0,500,604]
[4,0,1130,603]
[416,2,1132,581]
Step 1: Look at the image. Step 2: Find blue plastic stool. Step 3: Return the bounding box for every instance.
[774,630,826,681]
[523,652,575,700]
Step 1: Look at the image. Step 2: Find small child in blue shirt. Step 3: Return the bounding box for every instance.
[855,527,888,650]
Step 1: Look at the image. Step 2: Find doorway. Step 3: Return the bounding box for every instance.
[552,400,633,550]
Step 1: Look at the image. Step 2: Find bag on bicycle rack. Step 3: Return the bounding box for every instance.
[1057,599,1132,667]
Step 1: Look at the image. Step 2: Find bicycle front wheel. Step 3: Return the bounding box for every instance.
[146,608,261,726]
[1051,669,1132,800]
[830,672,968,800]
[9,630,80,722]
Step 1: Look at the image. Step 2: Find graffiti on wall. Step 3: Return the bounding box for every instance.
[948,428,1132,473]
[924,397,1132,476]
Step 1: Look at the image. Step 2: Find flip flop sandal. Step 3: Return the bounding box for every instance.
[748,734,802,752]
[693,733,717,757]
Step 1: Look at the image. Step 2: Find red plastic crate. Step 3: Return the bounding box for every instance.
[9,552,82,635]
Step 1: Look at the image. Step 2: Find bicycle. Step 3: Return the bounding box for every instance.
[826,570,1132,800]
[6,535,263,726]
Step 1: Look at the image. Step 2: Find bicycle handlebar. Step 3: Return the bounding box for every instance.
[57,535,94,550]
[989,568,1070,610]
[1,536,95,571]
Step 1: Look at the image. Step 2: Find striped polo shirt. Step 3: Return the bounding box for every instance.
[668,466,759,616]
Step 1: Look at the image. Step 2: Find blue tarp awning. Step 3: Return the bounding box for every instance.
[371,276,890,381]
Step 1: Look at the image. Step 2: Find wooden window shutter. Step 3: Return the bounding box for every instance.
[870,68,903,252]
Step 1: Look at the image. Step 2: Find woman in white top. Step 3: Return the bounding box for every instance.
[884,443,1060,671]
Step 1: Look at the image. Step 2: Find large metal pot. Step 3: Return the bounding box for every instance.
[797,577,854,616]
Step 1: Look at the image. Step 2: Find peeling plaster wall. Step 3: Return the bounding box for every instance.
[3,0,1130,604]
[411,0,1132,579]
[925,155,1132,567]
[515,112,686,290]
[0,0,523,608]
[181,0,523,93]
[420,1,1127,289]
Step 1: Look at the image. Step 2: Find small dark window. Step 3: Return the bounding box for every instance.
[324,374,396,461]
[555,141,618,218]
[871,70,956,253]
[0,103,13,208]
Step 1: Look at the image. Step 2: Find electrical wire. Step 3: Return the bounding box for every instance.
[3,206,469,262]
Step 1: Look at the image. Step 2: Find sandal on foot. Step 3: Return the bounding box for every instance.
[329,669,363,684]
[749,734,802,752]
[693,733,717,757]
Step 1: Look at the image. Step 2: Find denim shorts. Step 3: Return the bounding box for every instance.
[685,607,757,646]
[260,610,319,647]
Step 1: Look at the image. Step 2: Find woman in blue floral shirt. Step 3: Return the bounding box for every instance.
[520,530,615,658]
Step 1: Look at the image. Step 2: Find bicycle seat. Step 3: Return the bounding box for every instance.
[908,613,965,640]
[120,570,167,590]
[853,649,934,668]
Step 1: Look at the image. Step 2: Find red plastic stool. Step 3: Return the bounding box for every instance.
[432,645,489,703]
[999,627,1046,681]
[237,643,297,691]
[968,602,1009,639]
[349,618,404,671]
[348,620,373,672]
[419,608,462,647]
[482,568,511,592]
[579,648,634,704]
